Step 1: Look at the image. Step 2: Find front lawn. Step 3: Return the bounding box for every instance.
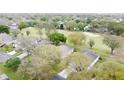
[0,63,24,80]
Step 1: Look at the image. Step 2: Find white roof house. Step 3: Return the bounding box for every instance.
[9,23,18,30]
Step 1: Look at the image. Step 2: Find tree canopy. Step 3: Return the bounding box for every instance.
[103,36,120,54]
[4,57,21,70]
[0,25,10,34]
[49,32,66,45]
[17,45,61,79]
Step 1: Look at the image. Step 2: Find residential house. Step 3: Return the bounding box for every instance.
[0,51,14,62]
[52,49,99,80]
[58,44,74,58]
[9,23,18,30]
[82,49,100,70]
[0,33,13,47]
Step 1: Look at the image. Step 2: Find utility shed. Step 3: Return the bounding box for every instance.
[0,51,14,62]
[82,49,100,69]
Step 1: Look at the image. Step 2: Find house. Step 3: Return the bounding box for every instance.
[17,52,28,60]
[0,51,14,62]
[36,39,53,46]
[84,25,92,31]
[9,23,18,30]
[58,21,65,29]
[52,49,99,80]
[58,44,74,58]
[52,75,66,80]
[0,33,13,47]
[52,68,75,80]
[82,49,100,69]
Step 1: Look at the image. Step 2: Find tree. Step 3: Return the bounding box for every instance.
[26,30,30,36]
[63,52,90,72]
[94,62,124,80]
[60,24,64,30]
[11,30,19,39]
[18,37,35,54]
[4,57,21,70]
[115,24,124,36]
[64,52,91,79]
[0,25,10,34]
[76,23,86,31]
[35,21,43,39]
[18,22,28,30]
[68,70,93,80]
[103,36,120,54]
[27,21,37,27]
[65,21,76,31]
[107,22,124,36]
[68,33,86,51]
[17,45,61,79]
[49,32,66,45]
[88,39,95,48]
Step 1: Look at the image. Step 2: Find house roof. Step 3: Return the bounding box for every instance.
[59,44,74,58]
[82,49,99,62]
[0,51,14,62]
[52,75,66,80]
[0,33,13,45]
[36,39,53,46]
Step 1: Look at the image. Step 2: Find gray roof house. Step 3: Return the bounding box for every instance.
[82,49,100,70]
[0,33,13,47]
[0,51,14,62]
[52,49,100,80]
[52,75,66,80]
[58,44,74,58]
[52,44,74,80]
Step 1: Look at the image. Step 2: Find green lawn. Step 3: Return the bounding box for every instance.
[0,63,24,80]
[57,30,110,60]
[57,30,109,50]
[19,27,48,39]
[0,29,123,80]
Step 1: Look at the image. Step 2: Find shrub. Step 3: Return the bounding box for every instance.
[0,25,10,34]
[68,33,86,50]
[4,57,21,70]
[88,39,95,48]
[18,22,28,30]
[49,32,66,45]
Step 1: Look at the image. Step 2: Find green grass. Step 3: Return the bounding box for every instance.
[58,30,109,50]
[0,63,24,80]
[0,44,13,52]
[19,27,48,39]
[58,30,110,61]
[20,27,40,37]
